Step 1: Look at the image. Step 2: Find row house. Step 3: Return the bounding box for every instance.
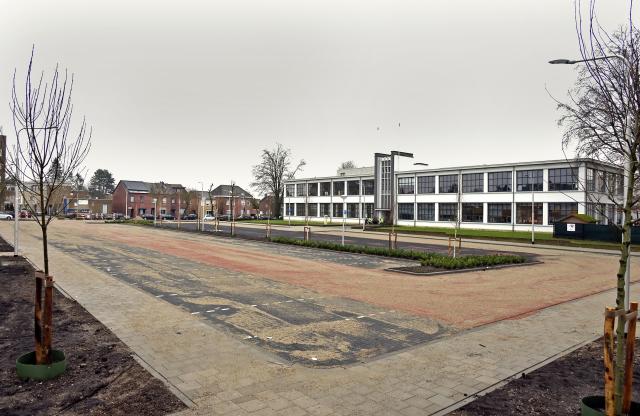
[112,180,190,218]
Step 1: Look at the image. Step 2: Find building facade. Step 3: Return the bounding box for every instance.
[283,158,624,231]
[112,180,189,218]
[204,185,256,218]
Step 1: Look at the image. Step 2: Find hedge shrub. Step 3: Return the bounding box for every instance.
[269,236,526,270]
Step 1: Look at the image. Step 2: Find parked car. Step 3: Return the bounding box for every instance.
[19,211,32,219]
[217,214,230,221]
[0,213,13,220]
[181,213,197,220]
[203,214,215,221]
[160,213,175,220]
[141,213,155,220]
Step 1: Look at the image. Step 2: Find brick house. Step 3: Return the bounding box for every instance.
[204,185,257,218]
[112,180,192,218]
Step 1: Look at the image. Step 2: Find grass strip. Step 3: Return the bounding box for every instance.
[269,236,526,270]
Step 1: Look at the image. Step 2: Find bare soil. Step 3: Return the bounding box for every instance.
[451,337,640,416]
[0,254,186,416]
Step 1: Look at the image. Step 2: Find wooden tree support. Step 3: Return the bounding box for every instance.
[603,302,638,416]
[34,271,54,365]
[34,272,44,364]
[214,219,219,232]
[448,236,462,257]
[303,226,311,241]
[623,302,638,414]
[388,231,397,250]
[604,307,616,416]
[265,224,272,239]
[230,221,235,236]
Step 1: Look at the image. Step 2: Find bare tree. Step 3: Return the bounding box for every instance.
[251,143,305,218]
[7,50,91,365]
[553,1,639,413]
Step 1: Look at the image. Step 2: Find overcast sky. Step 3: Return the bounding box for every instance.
[0,1,634,194]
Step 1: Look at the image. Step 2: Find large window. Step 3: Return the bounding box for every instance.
[308,183,318,196]
[616,174,624,195]
[398,203,414,220]
[438,203,458,221]
[320,203,330,217]
[285,203,294,216]
[333,181,345,196]
[347,180,360,195]
[417,176,435,194]
[362,180,374,195]
[417,203,435,221]
[586,168,595,192]
[548,168,578,191]
[296,184,306,197]
[516,170,543,192]
[548,202,578,223]
[462,173,484,193]
[398,177,415,194]
[515,203,543,224]
[488,171,512,192]
[462,203,483,222]
[296,203,306,216]
[439,175,458,193]
[333,203,343,217]
[347,203,359,218]
[308,203,318,217]
[286,184,295,197]
[362,203,374,219]
[598,171,607,193]
[488,203,511,223]
[320,182,331,196]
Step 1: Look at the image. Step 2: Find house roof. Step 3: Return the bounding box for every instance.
[118,180,185,194]
[211,184,253,198]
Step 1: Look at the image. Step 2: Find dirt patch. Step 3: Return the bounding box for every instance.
[0,256,185,416]
[451,337,640,416]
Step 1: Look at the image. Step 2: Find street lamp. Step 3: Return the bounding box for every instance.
[153,198,157,227]
[549,54,633,312]
[197,181,204,231]
[340,194,347,246]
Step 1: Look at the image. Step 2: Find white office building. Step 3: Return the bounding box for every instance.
[283,155,624,232]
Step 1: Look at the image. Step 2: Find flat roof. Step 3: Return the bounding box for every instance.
[286,158,622,182]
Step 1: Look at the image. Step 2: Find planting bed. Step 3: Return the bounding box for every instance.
[0,252,185,416]
[451,336,640,416]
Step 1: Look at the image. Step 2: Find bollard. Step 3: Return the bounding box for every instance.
[230,221,235,236]
[266,224,272,239]
[304,226,311,241]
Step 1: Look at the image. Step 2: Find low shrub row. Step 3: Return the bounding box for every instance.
[104,219,154,226]
[269,236,526,270]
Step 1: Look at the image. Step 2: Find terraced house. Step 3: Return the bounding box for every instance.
[283,155,625,231]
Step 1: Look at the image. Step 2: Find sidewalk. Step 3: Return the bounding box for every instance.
[1,223,629,416]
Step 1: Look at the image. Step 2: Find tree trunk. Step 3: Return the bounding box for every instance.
[613,158,636,415]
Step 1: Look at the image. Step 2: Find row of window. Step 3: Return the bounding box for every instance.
[287,168,583,197]
[398,202,577,223]
[585,168,624,195]
[286,202,579,224]
[129,195,175,204]
[397,168,579,194]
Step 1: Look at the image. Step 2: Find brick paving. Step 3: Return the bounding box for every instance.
[1,221,636,415]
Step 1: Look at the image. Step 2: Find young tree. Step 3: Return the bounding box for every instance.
[251,143,305,218]
[338,160,356,170]
[7,50,91,364]
[88,168,115,197]
[553,1,639,413]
